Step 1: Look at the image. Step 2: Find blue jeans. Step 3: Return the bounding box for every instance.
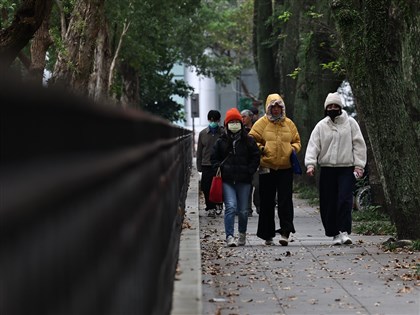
[223,181,251,239]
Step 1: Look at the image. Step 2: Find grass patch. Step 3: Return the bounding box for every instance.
[411,240,420,251]
[353,206,396,236]
[294,184,319,206]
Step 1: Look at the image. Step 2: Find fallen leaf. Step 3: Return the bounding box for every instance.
[210,298,227,302]
[397,286,412,293]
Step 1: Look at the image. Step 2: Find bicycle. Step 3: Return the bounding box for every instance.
[353,175,372,211]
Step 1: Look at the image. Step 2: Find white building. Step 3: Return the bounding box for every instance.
[172,64,259,146]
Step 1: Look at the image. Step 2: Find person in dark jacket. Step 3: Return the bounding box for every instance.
[241,109,260,217]
[197,110,224,218]
[211,108,260,247]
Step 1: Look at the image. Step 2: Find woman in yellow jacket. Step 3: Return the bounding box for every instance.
[249,94,301,246]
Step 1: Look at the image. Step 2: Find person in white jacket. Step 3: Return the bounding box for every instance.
[305,92,367,245]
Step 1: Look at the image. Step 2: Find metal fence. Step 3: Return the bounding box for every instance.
[0,81,192,315]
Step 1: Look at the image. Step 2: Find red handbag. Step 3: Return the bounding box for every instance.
[209,167,223,203]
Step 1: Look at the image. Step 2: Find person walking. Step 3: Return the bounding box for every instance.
[241,109,260,217]
[197,110,224,218]
[305,92,367,245]
[250,107,260,124]
[211,108,260,247]
[249,94,301,246]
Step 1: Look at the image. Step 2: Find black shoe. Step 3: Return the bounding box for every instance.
[215,204,223,215]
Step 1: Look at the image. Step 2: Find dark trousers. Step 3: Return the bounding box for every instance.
[257,168,295,240]
[201,166,218,210]
[319,167,355,237]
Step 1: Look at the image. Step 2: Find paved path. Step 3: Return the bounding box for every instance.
[172,165,420,315]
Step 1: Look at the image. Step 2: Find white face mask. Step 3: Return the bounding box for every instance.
[227,122,241,133]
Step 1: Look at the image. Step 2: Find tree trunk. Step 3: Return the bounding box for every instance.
[278,0,302,120]
[119,61,139,108]
[0,0,52,72]
[28,0,53,84]
[253,0,280,100]
[51,0,105,96]
[289,0,343,185]
[88,21,111,103]
[332,0,420,239]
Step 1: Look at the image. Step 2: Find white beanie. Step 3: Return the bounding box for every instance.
[324,92,343,109]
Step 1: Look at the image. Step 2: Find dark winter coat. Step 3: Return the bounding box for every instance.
[211,130,260,184]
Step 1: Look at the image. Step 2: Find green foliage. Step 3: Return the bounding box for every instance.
[139,71,193,123]
[277,11,292,22]
[320,61,346,76]
[294,183,319,207]
[287,67,301,79]
[191,0,254,84]
[305,6,323,19]
[103,0,254,119]
[0,0,17,27]
[353,207,396,236]
[238,97,253,111]
[411,240,420,251]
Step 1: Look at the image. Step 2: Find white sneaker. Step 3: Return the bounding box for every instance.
[238,233,246,246]
[340,231,352,244]
[332,234,342,245]
[279,234,289,246]
[226,235,237,247]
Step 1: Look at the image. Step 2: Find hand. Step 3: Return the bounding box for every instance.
[354,167,364,178]
[306,166,315,176]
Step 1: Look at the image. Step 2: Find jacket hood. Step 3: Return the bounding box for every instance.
[265,93,286,121]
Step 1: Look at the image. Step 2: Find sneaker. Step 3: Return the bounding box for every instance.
[265,238,274,246]
[279,234,289,246]
[340,231,352,244]
[226,235,237,247]
[207,209,216,218]
[332,234,342,245]
[238,233,246,246]
[215,204,223,215]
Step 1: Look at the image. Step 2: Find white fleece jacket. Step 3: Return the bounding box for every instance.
[305,111,367,170]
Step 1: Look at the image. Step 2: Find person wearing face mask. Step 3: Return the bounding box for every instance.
[249,94,301,246]
[197,110,225,218]
[211,108,260,247]
[305,92,367,245]
[241,109,260,217]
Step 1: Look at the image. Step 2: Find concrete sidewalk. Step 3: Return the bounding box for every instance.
[172,166,420,315]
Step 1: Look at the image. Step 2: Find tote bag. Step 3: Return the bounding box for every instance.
[209,167,223,203]
[290,150,302,175]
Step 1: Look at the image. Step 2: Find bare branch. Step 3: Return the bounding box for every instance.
[108,20,131,92]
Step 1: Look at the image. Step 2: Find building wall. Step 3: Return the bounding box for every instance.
[183,66,260,146]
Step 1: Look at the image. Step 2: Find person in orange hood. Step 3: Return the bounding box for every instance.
[249,94,301,246]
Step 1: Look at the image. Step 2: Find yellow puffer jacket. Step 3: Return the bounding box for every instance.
[249,94,301,170]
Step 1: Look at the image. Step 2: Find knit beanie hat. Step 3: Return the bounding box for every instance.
[224,108,242,125]
[324,92,343,109]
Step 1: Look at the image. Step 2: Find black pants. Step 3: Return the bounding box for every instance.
[201,166,218,210]
[319,167,355,237]
[257,168,295,240]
